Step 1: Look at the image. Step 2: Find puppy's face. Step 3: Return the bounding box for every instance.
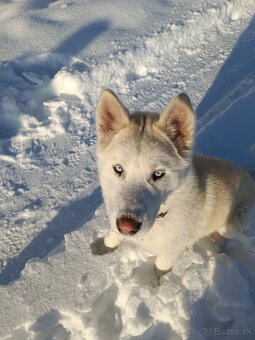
[96,90,195,237]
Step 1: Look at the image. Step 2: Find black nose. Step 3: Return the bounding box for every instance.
[116,216,142,235]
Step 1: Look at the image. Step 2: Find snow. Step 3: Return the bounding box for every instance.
[0,0,255,339]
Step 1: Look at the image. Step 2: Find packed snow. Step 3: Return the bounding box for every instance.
[0,0,255,339]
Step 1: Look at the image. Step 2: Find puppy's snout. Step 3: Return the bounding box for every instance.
[116,216,142,235]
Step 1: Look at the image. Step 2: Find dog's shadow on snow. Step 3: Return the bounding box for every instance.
[0,186,102,285]
[187,16,255,339]
[194,16,255,168]
[0,18,109,142]
[0,19,109,281]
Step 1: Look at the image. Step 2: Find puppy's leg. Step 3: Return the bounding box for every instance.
[217,198,255,251]
[104,231,122,248]
[155,252,180,272]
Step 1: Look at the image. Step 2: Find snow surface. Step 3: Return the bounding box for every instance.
[0,0,255,339]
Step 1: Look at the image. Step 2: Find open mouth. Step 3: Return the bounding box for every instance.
[116,210,168,235]
[116,216,142,235]
[121,229,138,236]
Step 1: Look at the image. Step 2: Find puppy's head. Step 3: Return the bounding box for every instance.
[96,89,195,237]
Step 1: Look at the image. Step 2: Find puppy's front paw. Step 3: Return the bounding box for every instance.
[90,237,117,256]
[155,255,175,273]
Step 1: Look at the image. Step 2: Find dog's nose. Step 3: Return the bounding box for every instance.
[116,216,142,235]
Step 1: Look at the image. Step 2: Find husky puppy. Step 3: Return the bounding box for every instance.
[95,89,255,272]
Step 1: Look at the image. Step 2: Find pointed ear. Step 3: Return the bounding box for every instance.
[157,93,195,154]
[96,89,130,147]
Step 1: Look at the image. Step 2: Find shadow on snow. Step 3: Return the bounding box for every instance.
[0,19,110,140]
[194,16,255,168]
[0,186,102,285]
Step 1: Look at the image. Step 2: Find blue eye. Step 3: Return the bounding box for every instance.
[152,170,165,181]
[113,164,123,176]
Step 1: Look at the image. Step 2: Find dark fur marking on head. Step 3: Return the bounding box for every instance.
[129,112,160,135]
